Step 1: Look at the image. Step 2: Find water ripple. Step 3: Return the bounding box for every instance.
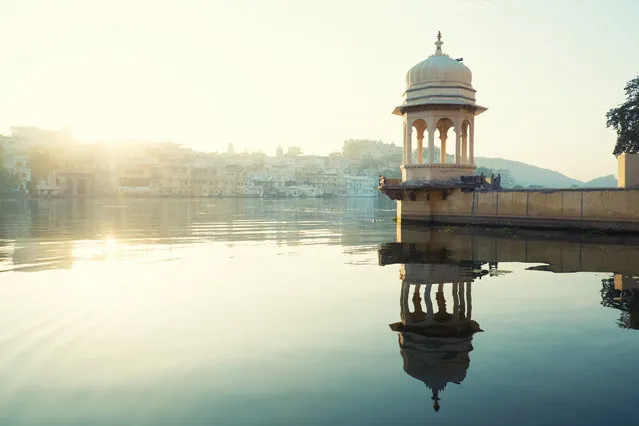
[0,198,396,272]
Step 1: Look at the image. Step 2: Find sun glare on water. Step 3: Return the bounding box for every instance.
[103,234,119,260]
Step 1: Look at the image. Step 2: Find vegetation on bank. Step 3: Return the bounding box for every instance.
[608,76,639,156]
[0,147,19,194]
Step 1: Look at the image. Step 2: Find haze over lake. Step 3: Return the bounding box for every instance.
[0,198,637,425]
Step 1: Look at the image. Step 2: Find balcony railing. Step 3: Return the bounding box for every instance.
[379,176,401,188]
[402,163,476,169]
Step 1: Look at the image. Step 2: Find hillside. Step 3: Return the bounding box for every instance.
[474,157,619,188]
[346,140,615,188]
[475,157,584,188]
[584,174,617,188]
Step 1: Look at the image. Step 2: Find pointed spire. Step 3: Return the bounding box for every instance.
[432,389,441,412]
[434,31,443,56]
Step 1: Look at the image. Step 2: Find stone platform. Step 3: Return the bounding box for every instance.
[401,163,477,182]
[380,181,639,233]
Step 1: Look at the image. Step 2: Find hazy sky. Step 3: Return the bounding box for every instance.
[1,0,637,180]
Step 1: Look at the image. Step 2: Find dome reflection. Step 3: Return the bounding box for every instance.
[381,242,498,412]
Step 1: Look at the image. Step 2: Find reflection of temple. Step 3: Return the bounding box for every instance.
[394,223,639,331]
[380,243,496,412]
[379,224,639,411]
[601,275,639,330]
[395,223,639,276]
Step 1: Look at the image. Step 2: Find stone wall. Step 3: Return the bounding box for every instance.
[395,225,639,274]
[618,153,639,189]
[397,188,639,232]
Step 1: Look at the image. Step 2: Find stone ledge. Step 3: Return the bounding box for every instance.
[400,213,639,233]
[401,164,478,182]
[402,163,476,169]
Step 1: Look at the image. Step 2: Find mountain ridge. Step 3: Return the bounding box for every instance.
[474,156,617,188]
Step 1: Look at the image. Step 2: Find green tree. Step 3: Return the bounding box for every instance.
[607,76,639,155]
[0,147,17,193]
[0,169,18,193]
[0,148,18,194]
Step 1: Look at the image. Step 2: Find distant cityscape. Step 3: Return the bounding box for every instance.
[0,127,405,198]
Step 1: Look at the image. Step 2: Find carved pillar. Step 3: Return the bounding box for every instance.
[425,283,433,319]
[417,135,424,164]
[455,128,462,165]
[435,283,447,320]
[469,123,475,166]
[402,121,407,165]
[411,284,425,323]
[466,282,472,320]
[459,281,466,320]
[406,124,413,165]
[439,130,447,164]
[461,126,468,165]
[400,280,411,323]
[452,281,459,321]
[428,129,435,164]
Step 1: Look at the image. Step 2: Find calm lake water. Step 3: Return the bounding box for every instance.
[1,197,638,425]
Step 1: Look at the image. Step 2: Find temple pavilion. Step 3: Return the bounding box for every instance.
[380,32,491,199]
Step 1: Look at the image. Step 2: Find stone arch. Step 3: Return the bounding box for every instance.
[435,117,455,164]
[411,119,428,164]
[410,118,427,133]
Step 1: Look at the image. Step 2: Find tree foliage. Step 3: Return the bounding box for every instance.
[0,169,18,193]
[607,76,639,156]
[0,147,18,193]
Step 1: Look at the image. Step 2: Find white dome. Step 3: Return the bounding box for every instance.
[406,54,472,88]
[398,33,479,110]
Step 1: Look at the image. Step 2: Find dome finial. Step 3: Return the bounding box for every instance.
[434,31,443,55]
[432,389,441,412]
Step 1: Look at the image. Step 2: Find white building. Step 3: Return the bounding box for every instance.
[283,184,322,198]
[115,161,154,195]
[245,172,275,197]
[35,175,63,197]
[345,175,378,197]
